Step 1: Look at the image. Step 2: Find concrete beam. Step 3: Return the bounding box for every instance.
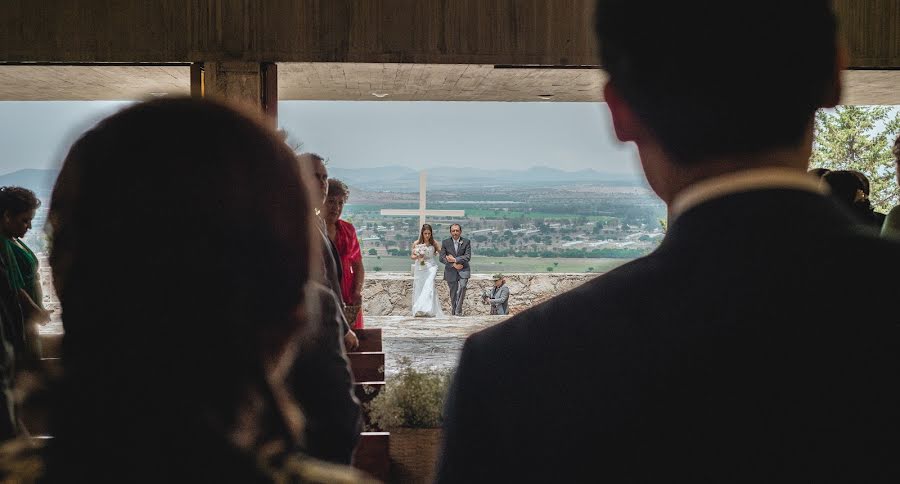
[1,64,897,105]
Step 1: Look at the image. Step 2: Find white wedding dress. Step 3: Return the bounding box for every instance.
[411,244,444,317]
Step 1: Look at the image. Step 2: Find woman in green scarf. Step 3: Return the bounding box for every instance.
[0,186,48,363]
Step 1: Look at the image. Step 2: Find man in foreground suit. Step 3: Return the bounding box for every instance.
[440,224,471,316]
[437,2,900,482]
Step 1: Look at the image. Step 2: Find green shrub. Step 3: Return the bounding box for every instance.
[367,357,452,429]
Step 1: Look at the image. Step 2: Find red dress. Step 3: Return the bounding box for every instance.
[334,219,364,328]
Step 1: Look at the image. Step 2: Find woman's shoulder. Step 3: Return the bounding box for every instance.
[336,219,357,234]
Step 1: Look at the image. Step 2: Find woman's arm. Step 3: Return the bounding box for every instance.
[410,241,420,260]
[18,289,50,325]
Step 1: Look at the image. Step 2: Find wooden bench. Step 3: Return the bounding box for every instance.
[348,328,390,479]
[347,352,385,383]
[354,328,382,353]
[38,332,63,359]
[353,432,390,482]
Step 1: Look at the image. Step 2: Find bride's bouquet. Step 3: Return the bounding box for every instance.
[414,244,430,268]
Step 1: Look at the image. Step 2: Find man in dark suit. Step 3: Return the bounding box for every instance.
[439,223,471,316]
[299,152,359,351]
[291,152,361,464]
[437,2,900,482]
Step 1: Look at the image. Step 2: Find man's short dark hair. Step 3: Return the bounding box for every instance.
[595,1,838,164]
[450,223,462,231]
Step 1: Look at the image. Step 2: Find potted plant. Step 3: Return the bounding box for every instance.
[367,357,452,483]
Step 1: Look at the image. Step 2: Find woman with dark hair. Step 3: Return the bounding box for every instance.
[0,186,48,364]
[823,170,884,228]
[0,98,368,482]
[410,223,443,317]
[323,179,365,329]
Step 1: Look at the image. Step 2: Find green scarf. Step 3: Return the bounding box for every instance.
[2,237,39,304]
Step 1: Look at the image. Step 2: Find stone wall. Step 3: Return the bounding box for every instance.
[363,272,601,317]
[37,255,602,321]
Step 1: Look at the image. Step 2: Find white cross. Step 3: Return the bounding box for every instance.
[380,171,465,229]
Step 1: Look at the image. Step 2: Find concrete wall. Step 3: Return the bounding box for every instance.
[363,272,601,317]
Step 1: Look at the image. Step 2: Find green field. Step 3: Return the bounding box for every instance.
[345,205,613,222]
[361,255,631,274]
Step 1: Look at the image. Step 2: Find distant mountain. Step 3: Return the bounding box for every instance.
[0,165,644,198]
[0,169,59,197]
[327,165,418,187]
[328,165,643,191]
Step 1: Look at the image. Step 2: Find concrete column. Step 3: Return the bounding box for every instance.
[190,61,278,128]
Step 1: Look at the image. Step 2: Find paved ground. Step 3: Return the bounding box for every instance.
[366,315,508,377]
[40,312,508,378]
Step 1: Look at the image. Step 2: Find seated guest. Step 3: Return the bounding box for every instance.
[823,169,884,228]
[0,186,50,366]
[0,98,370,483]
[323,179,365,329]
[882,134,900,238]
[437,1,900,482]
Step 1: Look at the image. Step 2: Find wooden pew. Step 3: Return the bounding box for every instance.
[353,432,390,482]
[354,328,382,353]
[348,328,389,478]
[354,381,385,430]
[347,352,385,383]
[39,332,63,359]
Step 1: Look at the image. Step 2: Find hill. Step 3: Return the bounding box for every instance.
[328,165,643,191]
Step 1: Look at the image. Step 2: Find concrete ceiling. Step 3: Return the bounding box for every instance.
[0,63,897,105]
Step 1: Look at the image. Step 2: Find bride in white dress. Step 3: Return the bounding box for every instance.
[410,223,444,317]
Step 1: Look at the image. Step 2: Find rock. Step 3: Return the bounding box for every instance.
[366,291,395,316]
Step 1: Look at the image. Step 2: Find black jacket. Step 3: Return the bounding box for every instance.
[437,189,900,483]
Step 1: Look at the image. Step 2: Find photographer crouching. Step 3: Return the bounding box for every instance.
[482,273,510,315]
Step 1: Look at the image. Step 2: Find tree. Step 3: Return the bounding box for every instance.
[812,106,900,212]
[368,248,377,256]
[373,266,382,272]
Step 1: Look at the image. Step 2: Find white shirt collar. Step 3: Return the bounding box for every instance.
[669,167,828,221]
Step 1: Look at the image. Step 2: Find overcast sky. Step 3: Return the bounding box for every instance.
[0,100,642,177]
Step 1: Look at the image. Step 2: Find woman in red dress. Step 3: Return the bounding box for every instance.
[324,178,365,328]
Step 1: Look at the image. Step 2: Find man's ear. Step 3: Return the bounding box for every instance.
[822,43,848,108]
[603,82,640,142]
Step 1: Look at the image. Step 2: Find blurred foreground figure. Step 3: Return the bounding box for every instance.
[0,98,371,483]
[437,1,900,482]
